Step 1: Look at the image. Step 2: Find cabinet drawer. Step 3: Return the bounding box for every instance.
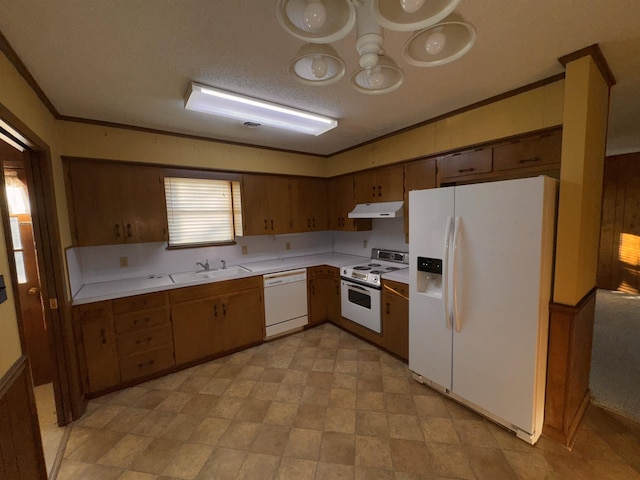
[120,346,175,382]
[75,301,112,322]
[112,292,167,315]
[326,267,340,279]
[117,324,173,356]
[493,132,562,171]
[308,266,328,279]
[383,280,409,299]
[440,148,492,179]
[114,307,169,334]
[169,276,262,304]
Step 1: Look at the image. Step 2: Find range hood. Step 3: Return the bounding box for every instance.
[348,201,404,219]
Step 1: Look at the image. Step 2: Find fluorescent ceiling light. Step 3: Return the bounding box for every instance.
[185,82,337,136]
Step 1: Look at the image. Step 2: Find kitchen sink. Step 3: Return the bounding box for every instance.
[170,265,251,284]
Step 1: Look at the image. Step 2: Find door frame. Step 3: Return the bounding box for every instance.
[0,103,85,424]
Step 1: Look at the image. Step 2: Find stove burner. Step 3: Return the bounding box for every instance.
[369,270,384,274]
[368,263,381,267]
[353,266,371,271]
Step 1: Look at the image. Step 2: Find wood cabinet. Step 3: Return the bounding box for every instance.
[241,175,292,235]
[170,276,264,366]
[65,159,167,246]
[328,175,372,232]
[382,280,409,361]
[439,148,493,183]
[493,130,562,172]
[354,165,404,203]
[403,157,437,237]
[74,292,174,393]
[291,177,328,232]
[307,266,340,326]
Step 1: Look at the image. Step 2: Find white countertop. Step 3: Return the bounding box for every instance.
[72,252,368,305]
[382,268,409,284]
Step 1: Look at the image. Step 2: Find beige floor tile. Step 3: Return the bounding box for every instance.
[217,421,260,449]
[355,435,393,469]
[144,373,189,391]
[128,437,181,475]
[325,407,357,434]
[194,447,246,480]
[223,379,256,398]
[275,383,305,403]
[160,443,213,479]
[267,355,294,369]
[330,388,357,409]
[317,347,338,359]
[260,367,287,383]
[320,431,356,465]
[200,377,231,395]
[359,361,382,376]
[312,358,336,372]
[300,385,330,406]
[388,438,433,476]
[464,446,518,480]
[214,364,244,379]
[234,398,271,422]
[248,381,280,401]
[428,443,476,479]
[384,393,417,415]
[263,401,299,426]
[276,457,317,480]
[356,410,390,437]
[188,416,231,445]
[131,410,178,437]
[599,432,640,472]
[55,458,92,480]
[335,360,359,374]
[97,433,154,469]
[250,423,291,455]
[503,450,556,480]
[315,462,355,479]
[307,371,335,390]
[453,418,500,448]
[174,376,210,394]
[357,391,385,411]
[281,369,309,385]
[421,417,461,444]
[107,387,149,407]
[588,459,640,480]
[79,405,127,429]
[207,395,244,419]
[359,351,380,362]
[355,466,395,480]
[357,375,384,392]
[336,348,359,361]
[413,395,449,418]
[179,393,219,417]
[382,376,411,394]
[572,427,627,462]
[159,414,203,441]
[388,413,423,441]
[104,407,151,433]
[69,463,123,480]
[65,427,126,464]
[117,471,158,480]
[237,365,265,380]
[333,373,358,390]
[284,427,322,460]
[293,404,327,430]
[235,452,280,480]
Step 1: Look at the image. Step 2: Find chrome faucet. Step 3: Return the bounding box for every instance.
[196,259,210,271]
[221,259,227,270]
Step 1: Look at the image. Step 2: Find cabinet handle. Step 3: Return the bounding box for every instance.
[307,218,311,228]
[271,219,274,230]
[126,223,132,237]
[135,336,152,345]
[100,328,107,345]
[378,185,382,197]
[222,303,227,316]
[372,186,376,198]
[214,304,218,317]
[311,284,315,295]
[458,167,476,173]
[386,302,390,314]
[264,219,268,231]
[517,157,541,164]
[312,218,316,228]
[114,224,121,238]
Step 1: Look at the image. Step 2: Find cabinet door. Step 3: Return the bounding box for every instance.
[291,178,328,232]
[439,148,492,181]
[327,277,341,323]
[354,171,377,204]
[376,165,404,201]
[81,317,121,392]
[119,166,167,243]
[493,131,561,172]
[267,176,292,234]
[308,277,328,326]
[68,161,123,246]
[382,281,409,361]
[172,298,222,365]
[241,175,270,235]
[404,158,436,236]
[222,289,264,351]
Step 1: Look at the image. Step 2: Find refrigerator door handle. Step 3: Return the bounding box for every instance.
[452,216,462,332]
[443,216,453,330]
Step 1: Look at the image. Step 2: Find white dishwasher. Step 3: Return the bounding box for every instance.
[263,268,308,339]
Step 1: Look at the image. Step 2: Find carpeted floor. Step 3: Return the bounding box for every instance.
[590,289,640,421]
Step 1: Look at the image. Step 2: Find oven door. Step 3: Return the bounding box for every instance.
[340,279,381,334]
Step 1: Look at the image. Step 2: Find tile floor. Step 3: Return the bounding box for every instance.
[34,382,68,476]
[56,323,640,480]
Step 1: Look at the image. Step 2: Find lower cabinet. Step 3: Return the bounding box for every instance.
[170,277,264,366]
[308,266,340,326]
[382,280,409,361]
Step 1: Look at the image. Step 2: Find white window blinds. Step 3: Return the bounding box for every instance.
[164,177,240,247]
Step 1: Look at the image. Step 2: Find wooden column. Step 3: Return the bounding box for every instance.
[543,45,615,447]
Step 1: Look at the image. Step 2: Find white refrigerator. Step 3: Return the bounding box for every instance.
[409,176,557,444]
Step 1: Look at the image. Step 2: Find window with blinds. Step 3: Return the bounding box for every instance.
[164,177,242,247]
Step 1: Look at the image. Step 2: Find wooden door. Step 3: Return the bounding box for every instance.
[327,275,341,322]
[308,277,328,325]
[241,175,270,235]
[291,178,328,232]
[267,176,292,234]
[119,166,167,243]
[68,160,123,246]
[328,175,357,231]
[353,170,377,204]
[377,165,404,201]
[81,317,121,392]
[382,281,409,361]
[172,298,221,364]
[221,289,264,351]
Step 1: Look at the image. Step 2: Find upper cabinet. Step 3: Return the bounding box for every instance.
[403,158,437,237]
[241,175,292,235]
[328,175,372,232]
[65,159,167,247]
[354,165,404,203]
[291,177,328,232]
[493,130,562,173]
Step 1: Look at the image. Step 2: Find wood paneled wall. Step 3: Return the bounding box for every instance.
[0,356,47,480]
[598,153,640,293]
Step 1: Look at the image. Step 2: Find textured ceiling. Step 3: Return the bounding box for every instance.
[0,0,639,156]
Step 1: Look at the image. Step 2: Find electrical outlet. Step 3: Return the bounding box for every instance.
[241,245,248,255]
[363,240,368,249]
[119,256,129,268]
[285,242,291,250]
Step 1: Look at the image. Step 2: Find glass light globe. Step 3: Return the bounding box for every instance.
[367,68,385,89]
[311,56,328,78]
[303,0,327,31]
[400,0,425,14]
[425,30,446,55]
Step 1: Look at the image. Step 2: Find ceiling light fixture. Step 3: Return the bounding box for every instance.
[277,0,476,94]
[185,82,338,135]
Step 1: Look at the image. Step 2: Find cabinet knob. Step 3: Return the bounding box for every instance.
[114,224,121,238]
[372,186,376,198]
[100,328,107,345]
[386,302,390,314]
[214,304,218,317]
[126,224,133,237]
[223,303,227,316]
[271,219,274,230]
[378,185,382,197]
[264,219,268,230]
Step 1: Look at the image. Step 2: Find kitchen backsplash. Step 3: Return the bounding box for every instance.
[67,218,407,295]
